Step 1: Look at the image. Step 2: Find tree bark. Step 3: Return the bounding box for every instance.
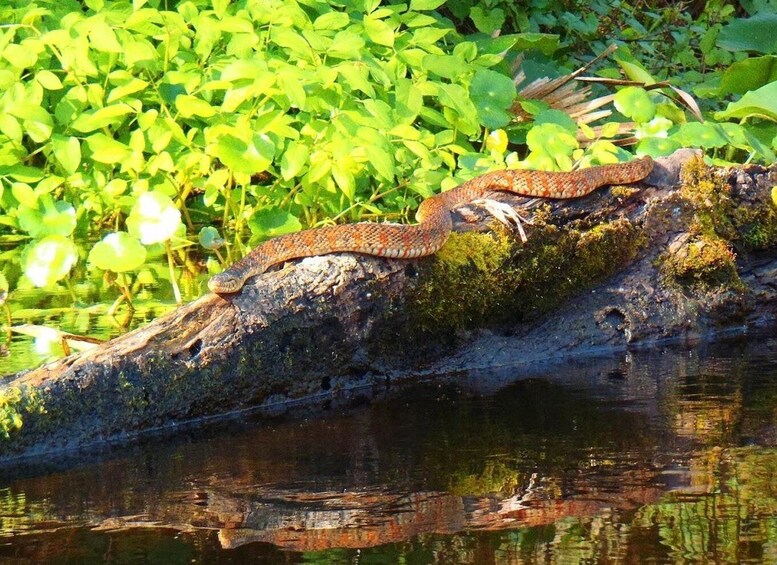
[2,149,775,460]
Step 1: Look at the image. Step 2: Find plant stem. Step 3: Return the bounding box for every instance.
[165,242,182,305]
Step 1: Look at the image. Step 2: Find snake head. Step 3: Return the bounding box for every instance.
[208,271,243,294]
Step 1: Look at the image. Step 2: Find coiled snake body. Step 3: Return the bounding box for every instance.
[208,157,654,294]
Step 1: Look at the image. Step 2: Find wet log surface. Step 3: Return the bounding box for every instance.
[2,149,776,461]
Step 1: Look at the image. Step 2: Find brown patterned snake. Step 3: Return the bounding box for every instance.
[208,156,654,294]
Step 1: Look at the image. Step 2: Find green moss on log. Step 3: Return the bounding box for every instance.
[409,212,645,335]
[0,386,46,441]
[661,234,742,291]
[680,156,777,251]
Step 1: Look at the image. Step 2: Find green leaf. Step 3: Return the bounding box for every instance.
[248,207,302,239]
[719,122,776,161]
[510,33,560,56]
[175,94,217,118]
[24,235,78,287]
[327,31,366,59]
[85,134,133,164]
[525,123,579,164]
[409,0,446,10]
[17,196,76,238]
[7,104,53,143]
[671,122,728,149]
[534,109,577,133]
[0,114,22,141]
[469,6,505,35]
[71,104,134,133]
[51,135,81,175]
[280,141,309,181]
[198,226,224,250]
[636,137,682,157]
[720,56,777,96]
[87,20,123,53]
[614,86,656,123]
[715,81,777,122]
[363,14,394,47]
[126,191,183,245]
[107,77,149,103]
[0,165,44,183]
[718,13,777,54]
[469,69,516,129]
[314,12,350,30]
[211,133,275,174]
[35,70,63,90]
[422,54,465,79]
[89,232,147,272]
[2,43,38,70]
[436,83,479,135]
[11,183,37,208]
[614,49,656,85]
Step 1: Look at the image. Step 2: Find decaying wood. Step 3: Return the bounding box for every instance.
[2,149,776,461]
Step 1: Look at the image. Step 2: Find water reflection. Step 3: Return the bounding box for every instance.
[1,339,777,562]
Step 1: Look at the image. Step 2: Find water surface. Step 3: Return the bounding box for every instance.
[1,338,777,563]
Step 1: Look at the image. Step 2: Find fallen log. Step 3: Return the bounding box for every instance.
[1,149,775,460]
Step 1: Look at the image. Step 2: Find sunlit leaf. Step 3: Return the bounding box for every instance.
[11,183,37,208]
[51,135,81,175]
[486,129,508,153]
[363,14,394,47]
[24,235,78,287]
[87,20,123,53]
[17,196,76,238]
[126,191,183,245]
[614,86,656,123]
[175,95,217,118]
[280,141,309,181]
[409,0,446,9]
[88,232,147,272]
[35,70,63,90]
[71,105,134,133]
[210,133,275,174]
[314,12,350,30]
[85,133,133,164]
[2,43,37,70]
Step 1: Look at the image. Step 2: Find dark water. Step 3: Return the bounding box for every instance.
[2,338,777,563]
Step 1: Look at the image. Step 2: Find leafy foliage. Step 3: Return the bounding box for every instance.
[0,0,775,372]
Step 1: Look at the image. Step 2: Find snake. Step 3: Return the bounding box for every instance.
[208,156,654,294]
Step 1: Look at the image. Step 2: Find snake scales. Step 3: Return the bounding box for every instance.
[208,156,654,293]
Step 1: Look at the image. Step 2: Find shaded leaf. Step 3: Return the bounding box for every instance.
[718,13,777,53]
[248,207,302,239]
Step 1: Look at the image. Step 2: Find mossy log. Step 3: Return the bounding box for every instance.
[2,149,776,461]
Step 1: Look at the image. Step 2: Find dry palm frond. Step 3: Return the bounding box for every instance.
[511,44,703,146]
